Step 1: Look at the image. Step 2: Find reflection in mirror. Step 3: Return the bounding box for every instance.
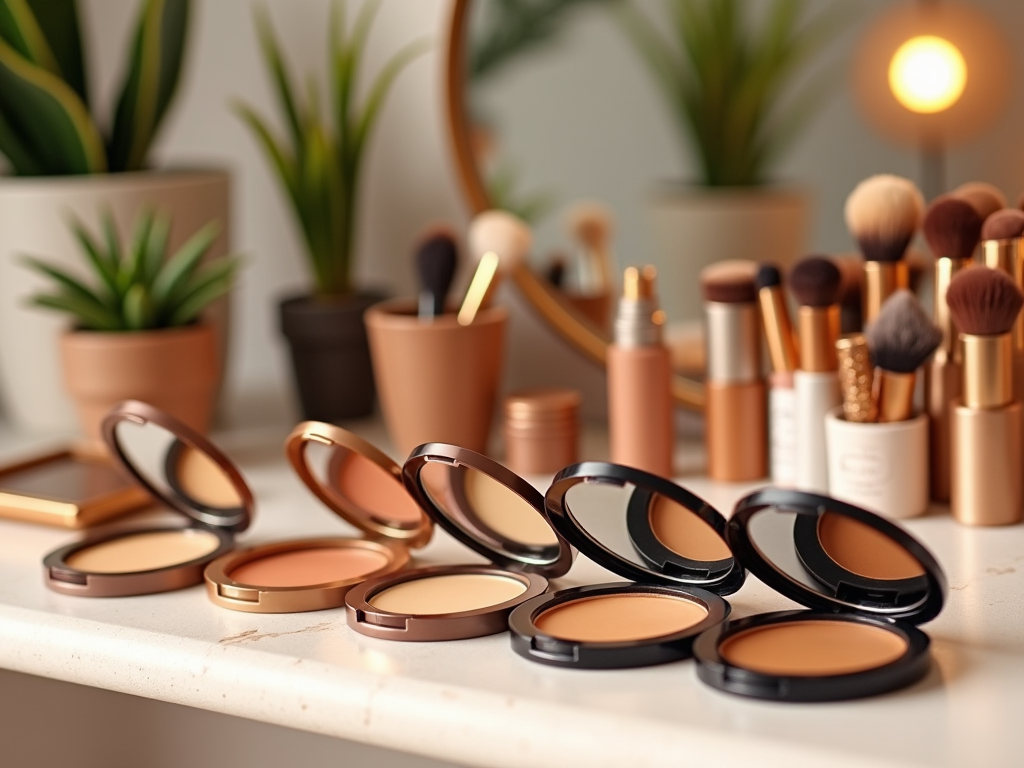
[303,441,422,530]
[114,419,180,505]
[420,461,558,561]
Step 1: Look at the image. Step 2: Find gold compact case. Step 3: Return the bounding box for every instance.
[693,488,947,702]
[0,448,150,529]
[344,443,573,642]
[204,422,434,614]
[43,401,254,598]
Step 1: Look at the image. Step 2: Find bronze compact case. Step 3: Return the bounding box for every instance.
[0,448,150,529]
[204,422,434,614]
[43,401,254,597]
[509,462,743,669]
[344,442,573,642]
[693,488,947,702]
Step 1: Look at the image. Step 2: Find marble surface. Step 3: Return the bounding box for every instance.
[1,418,1023,768]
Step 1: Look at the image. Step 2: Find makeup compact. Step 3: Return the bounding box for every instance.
[205,422,434,613]
[43,401,254,597]
[509,462,744,669]
[344,442,573,641]
[694,487,946,702]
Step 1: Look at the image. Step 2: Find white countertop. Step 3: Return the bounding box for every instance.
[1,417,1022,768]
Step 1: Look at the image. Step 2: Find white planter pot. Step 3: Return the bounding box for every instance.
[648,185,809,322]
[0,169,231,432]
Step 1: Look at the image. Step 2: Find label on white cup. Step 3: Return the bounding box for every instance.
[770,386,797,486]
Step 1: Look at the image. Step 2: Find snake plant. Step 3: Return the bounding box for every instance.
[23,211,239,331]
[0,0,189,175]
[618,0,849,187]
[235,0,429,298]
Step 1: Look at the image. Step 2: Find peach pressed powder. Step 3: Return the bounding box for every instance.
[228,547,389,588]
[368,573,527,614]
[66,529,221,573]
[332,451,424,525]
[817,513,926,580]
[648,494,732,561]
[534,593,709,643]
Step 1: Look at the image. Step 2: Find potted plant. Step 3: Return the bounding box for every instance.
[0,0,231,432]
[617,0,848,320]
[236,0,428,421]
[23,210,239,449]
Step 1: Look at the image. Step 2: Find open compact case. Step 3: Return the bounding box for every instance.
[43,401,254,597]
[509,462,745,669]
[204,421,434,613]
[344,442,574,642]
[693,487,947,702]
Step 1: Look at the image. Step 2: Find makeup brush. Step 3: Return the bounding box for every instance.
[921,196,982,501]
[980,211,1024,368]
[414,229,458,320]
[756,263,798,376]
[459,210,532,326]
[844,174,924,324]
[1017,191,1024,211]
[865,290,941,423]
[756,263,798,485]
[546,255,567,289]
[790,256,842,492]
[565,201,614,295]
[947,267,1024,525]
[953,181,1007,221]
[833,255,864,333]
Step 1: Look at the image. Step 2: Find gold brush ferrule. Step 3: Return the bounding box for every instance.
[873,369,916,423]
[864,261,908,326]
[798,305,840,373]
[836,334,875,423]
[934,257,971,360]
[758,286,798,374]
[982,239,1024,352]
[962,333,1013,409]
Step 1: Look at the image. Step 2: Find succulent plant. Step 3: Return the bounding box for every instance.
[235,0,429,298]
[23,211,240,331]
[0,0,189,175]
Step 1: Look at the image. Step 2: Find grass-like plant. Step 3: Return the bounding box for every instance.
[23,211,239,331]
[0,0,189,175]
[618,0,848,187]
[235,1,429,298]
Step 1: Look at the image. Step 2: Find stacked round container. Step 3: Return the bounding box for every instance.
[502,389,580,476]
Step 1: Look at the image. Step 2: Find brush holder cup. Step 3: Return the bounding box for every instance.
[365,300,507,457]
[824,407,929,520]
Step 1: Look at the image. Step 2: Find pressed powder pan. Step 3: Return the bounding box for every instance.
[509,462,742,669]
[44,401,253,597]
[693,488,947,702]
[204,422,433,613]
[345,443,572,642]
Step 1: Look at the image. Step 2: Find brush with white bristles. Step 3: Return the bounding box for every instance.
[458,210,532,326]
[564,201,614,294]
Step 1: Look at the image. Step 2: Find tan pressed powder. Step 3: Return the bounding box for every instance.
[719,620,908,676]
[174,445,242,508]
[464,470,559,547]
[649,494,732,561]
[229,547,389,588]
[369,573,527,614]
[817,513,926,580]
[66,529,221,573]
[535,593,709,643]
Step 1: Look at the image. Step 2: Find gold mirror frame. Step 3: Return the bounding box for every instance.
[443,0,704,410]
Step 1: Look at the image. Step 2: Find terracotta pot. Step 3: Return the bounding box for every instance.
[61,324,221,449]
[0,169,231,432]
[279,292,383,422]
[366,299,507,456]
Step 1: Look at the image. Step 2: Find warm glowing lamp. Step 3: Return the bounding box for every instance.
[888,35,967,115]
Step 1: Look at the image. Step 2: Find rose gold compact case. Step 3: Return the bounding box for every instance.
[43,401,254,597]
[204,422,434,614]
[344,442,574,642]
[508,462,742,669]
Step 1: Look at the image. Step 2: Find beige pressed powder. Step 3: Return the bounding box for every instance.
[229,547,389,588]
[817,513,926,580]
[464,469,559,547]
[369,573,528,614]
[66,529,221,573]
[649,494,732,561]
[535,593,709,643]
[719,620,908,676]
[174,445,243,508]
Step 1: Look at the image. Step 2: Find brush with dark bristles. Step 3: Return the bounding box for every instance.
[923,197,983,260]
[790,256,841,373]
[546,255,567,289]
[982,209,1024,242]
[790,257,842,308]
[946,267,1024,338]
[415,230,458,319]
[954,181,1007,221]
[755,263,798,375]
[866,290,941,422]
[700,260,758,304]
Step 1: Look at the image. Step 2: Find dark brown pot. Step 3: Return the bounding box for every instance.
[279,292,384,421]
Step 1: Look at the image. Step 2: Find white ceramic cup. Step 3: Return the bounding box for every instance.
[824,407,929,519]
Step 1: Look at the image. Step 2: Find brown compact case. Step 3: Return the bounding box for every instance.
[205,422,434,613]
[43,401,254,597]
[345,443,574,642]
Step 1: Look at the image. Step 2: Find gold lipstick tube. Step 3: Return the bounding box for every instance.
[925,257,970,502]
[983,238,1024,404]
[863,261,909,326]
[836,335,875,423]
[950,333,1023,526]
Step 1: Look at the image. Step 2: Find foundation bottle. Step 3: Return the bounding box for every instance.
[607,266,673,477]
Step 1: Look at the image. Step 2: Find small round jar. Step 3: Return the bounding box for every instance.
[44,401,253,598]
[502,388,580,476]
